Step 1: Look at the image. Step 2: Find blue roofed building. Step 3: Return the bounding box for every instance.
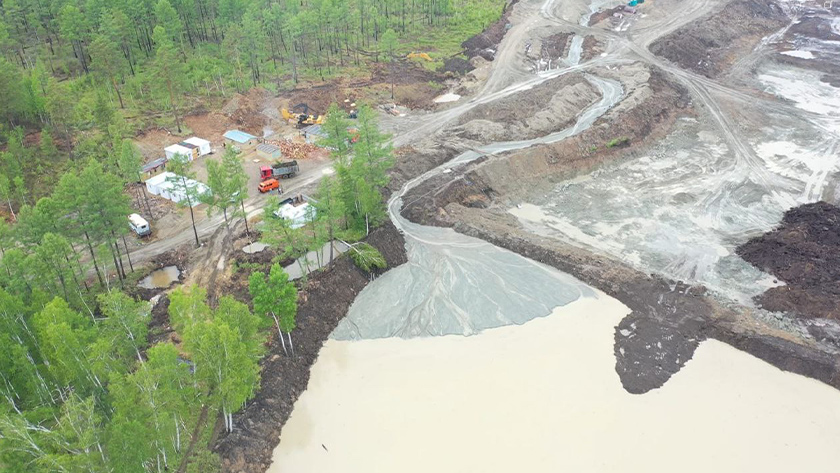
[223,130,260,151]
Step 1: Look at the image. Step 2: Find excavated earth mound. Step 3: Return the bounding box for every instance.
[455,73,601,142]
[649,0,788,77]
[737,201,840,320]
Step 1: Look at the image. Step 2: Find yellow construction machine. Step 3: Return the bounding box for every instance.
[281,103,325,126]
[406,52,432,61]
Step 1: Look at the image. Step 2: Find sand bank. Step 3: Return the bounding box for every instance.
[269,292,840,472]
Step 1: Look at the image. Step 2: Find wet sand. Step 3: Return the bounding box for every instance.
[268,292,840,472]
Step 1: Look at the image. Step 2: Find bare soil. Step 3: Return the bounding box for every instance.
[588,5,624,26]
[214,221,408,473]
[538,32,572,63]
[649,0,788,77]
[462,0,518,60]
[395,62,840,395]
[401,65,691,226]
[581,36,605,62]
[737,202,840,320]
[454,73,601,142]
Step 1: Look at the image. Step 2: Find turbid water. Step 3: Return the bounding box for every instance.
[270,293,840,472]
[138,265,180,289]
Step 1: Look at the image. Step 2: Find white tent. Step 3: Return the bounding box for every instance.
[145,172,208,207]
[164,144,194,161]
[183,137,211,156]
[274,202,312,229]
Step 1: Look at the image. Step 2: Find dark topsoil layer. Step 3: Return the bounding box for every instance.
[738,201,840,320]
[462,0,518,60]
[780,14,840,87]
[214,221,407,473]
[649,0,788,78]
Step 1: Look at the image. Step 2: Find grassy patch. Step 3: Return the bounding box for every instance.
[606,137,630,148]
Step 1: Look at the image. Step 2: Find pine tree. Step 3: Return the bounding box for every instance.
[165,154,202,247]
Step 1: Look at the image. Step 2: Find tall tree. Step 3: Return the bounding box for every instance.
[152,26,183,133]
[117,139,154,217]
[202,156,236,226]
[249,264,298,356]
[165,154,202,247]
[89,33,126,109]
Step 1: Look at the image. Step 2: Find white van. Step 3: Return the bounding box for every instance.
[128,213,151,237]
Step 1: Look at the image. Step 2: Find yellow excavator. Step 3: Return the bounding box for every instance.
[281,103,325,126]
[406,52,432,61]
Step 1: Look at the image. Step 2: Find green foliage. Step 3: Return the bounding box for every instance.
[170,286,266,431]
[347,242,387,272]
[249,263,298,334]
[323,103,394,235]
[606,136,631,148]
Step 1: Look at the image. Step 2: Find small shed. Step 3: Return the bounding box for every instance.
[300,124,326,144]
[164,143,196,161]
[141,157,168,181]
[223,130,259,151]
[256,143,282,160]
[183,137,212,156]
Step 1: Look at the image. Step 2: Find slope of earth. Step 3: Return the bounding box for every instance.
[213,222,407,473]
[649,0,789,77]
[453,73,601,142]
[737,201,840,320]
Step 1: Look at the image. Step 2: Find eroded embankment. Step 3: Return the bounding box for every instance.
[402,65,690,225]
[649,0,788,77]
[214,222,407,473]
[454,73,601,142]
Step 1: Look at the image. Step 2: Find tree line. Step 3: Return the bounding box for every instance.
[0,0,505,125]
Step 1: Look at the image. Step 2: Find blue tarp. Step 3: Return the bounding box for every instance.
[223,129,257,143]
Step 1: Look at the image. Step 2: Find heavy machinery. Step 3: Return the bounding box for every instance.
[260,160,299,180]
[281,103,324,127]
[406,52,432,61]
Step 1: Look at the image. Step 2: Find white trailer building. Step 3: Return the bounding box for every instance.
[183,137,212,156]
[145,172,208,207]
[164,143,196,161]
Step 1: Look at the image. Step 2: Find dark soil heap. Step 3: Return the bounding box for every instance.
[649,0,788,77]
[737,201,840,320]
[462,0,518,60]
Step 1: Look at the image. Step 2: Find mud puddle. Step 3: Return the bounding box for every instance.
[138,265,181,289]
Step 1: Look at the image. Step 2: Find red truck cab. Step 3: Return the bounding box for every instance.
[260,166,273,180]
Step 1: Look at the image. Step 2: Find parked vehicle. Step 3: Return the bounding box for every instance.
[259,178,280,193]
[128,213,151,236]
[260,160,299,180]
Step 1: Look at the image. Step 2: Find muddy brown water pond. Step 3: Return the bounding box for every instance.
[138,266,181,289]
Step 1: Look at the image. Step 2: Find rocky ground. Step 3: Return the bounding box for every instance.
[738,202,840,320]
[649,0,788,77]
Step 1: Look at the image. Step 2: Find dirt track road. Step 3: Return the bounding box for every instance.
[127,160,333,264]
